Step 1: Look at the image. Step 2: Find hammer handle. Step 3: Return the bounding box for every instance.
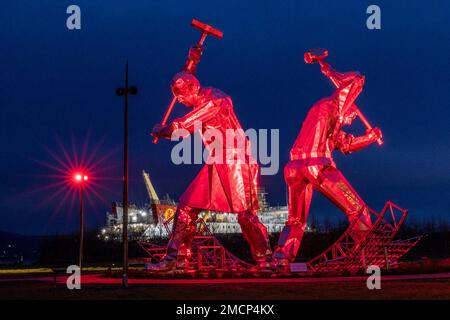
[152,96,177,144]
[356,109,383,145]
[153,32,208,144]
[185,33,208,71]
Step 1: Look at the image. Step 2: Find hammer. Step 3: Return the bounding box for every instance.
[304,48,383,145]
[153,19,224,144]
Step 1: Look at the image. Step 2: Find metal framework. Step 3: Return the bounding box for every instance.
[139,201,422,275]
[139,216,252,273]
[307,201,422,273]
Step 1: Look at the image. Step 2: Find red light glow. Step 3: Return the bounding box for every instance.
[73,173,89,184]
[24,133,122,229]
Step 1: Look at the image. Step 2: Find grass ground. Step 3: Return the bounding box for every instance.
[1,277,450,300]
[1,258,450,300]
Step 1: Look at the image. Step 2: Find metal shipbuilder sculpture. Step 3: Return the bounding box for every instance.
[274,49,383,270]
[150,42,272,272]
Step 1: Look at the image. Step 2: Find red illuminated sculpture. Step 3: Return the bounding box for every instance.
[149,30,272,271]
[274,49,383,269]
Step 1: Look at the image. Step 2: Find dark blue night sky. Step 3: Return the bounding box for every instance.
[0,1,449,235]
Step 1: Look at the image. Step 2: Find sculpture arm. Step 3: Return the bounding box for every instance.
[320,62,361,88]
[151,103,221,140]
[171,102,222,134]
[338,128,382,154]
[183,45,203,74]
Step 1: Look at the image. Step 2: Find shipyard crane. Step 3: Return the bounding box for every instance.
[142,170,159,204]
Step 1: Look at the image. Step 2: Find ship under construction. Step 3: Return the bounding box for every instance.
[99,170,289,241]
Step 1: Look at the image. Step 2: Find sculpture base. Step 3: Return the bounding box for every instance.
[138,202,422,277]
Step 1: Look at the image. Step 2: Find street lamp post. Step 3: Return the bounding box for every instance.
[116,61,138,287]
[73,173,88,273]
[79,186,84,271]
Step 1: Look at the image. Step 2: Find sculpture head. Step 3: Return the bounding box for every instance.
[171,72,201,107]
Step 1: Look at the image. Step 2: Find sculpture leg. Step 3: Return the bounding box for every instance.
[314,166,372,242]
[237,210,273,268]
[274,163,313,263]
[146,204,200,271]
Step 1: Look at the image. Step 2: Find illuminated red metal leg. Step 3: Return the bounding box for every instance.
[313,166,372,241]
[275,163,313,261]
[167,205,201,258]
[147,205,200,271]
[237,210,272,263]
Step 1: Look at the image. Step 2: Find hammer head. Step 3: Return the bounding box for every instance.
[191,19,223,39]
[304,48,328,64]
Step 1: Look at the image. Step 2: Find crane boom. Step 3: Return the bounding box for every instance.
[142,170,159,203]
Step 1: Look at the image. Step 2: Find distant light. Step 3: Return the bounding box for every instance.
[73,172,89,185]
